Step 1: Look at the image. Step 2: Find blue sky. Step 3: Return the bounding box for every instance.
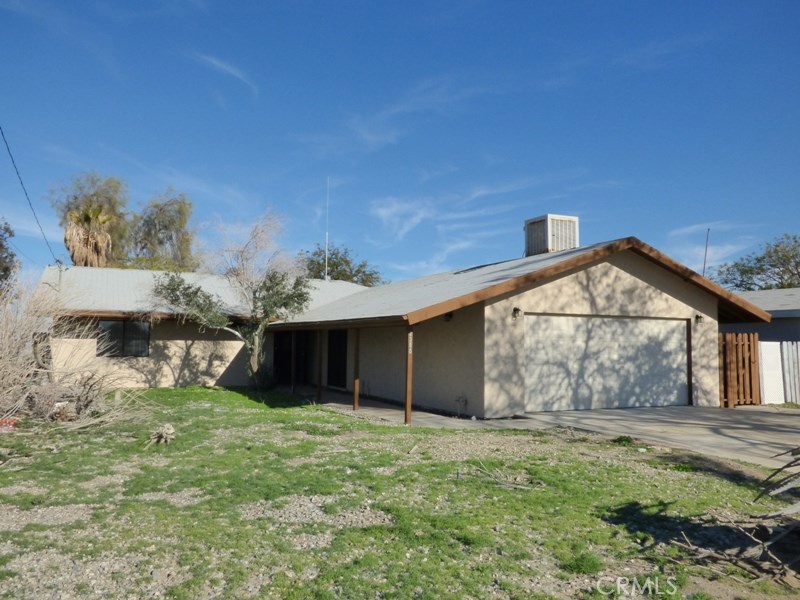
[1,0,798,283]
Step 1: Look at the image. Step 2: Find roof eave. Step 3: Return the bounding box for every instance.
[269,315,408,331]
[624,240,772,324]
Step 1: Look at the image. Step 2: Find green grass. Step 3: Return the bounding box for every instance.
[0,387,791,599]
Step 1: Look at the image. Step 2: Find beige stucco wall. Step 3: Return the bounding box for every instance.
[51,320,250,388]
[347,303,485,416]
[484,251,720,417]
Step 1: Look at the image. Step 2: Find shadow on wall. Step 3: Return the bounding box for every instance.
[125,340,249,387]
[526,315,687,411]
[485,264,709,414]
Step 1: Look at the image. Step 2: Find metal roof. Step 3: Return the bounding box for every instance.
[279,242,610,326]
[37,266,365,318]
[275,237,771,328]
[38,238,770,327]
[737,288,800,318]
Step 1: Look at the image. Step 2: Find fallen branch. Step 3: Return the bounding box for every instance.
[145,423,176,449]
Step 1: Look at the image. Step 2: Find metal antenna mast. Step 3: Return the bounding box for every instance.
[702,227,711,277]
[325,177,330,281]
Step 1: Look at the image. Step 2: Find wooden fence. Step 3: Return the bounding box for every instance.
[719,332,761,407]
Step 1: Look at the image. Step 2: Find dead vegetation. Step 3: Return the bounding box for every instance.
[671,446,800,589]
[0,276,145,429]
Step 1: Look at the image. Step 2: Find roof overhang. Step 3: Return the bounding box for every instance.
[268,237,771,331]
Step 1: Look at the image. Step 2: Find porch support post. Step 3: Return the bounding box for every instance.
[353,328,360,411]
[404,326,414,425]
[290,331,297,394]
[316,330,323,404]
[685,319,693,406]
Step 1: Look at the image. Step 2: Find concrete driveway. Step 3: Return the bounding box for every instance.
[319,388,799,469]
[516,405,800,469]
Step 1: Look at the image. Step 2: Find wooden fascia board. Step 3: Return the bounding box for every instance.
[404,239,633,325]
[269,315,408,331]
[54,310,251,324]
[625,240,772,323]
[404,236,770,326]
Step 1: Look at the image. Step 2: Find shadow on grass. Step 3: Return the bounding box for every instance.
[647,451,767,491]
[219,386,310,409]
[604,500,800,578]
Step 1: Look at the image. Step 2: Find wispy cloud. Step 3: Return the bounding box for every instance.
[388,239,477,276]
[348,77,480,150]
[666,219,759,273]
[192,52,259,96]
[617,35,716,71]
[462,177,546,204]
[369,190,521,244]
[667,220,751,238]
[369,197,437,241]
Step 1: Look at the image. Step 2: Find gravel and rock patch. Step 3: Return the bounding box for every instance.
[240,494,392,529]
[0,503,94,531]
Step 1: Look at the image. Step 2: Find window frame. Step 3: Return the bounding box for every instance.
[97,319,150,358]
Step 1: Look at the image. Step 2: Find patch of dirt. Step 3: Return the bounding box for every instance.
[77,473,130,490]
[137,487,206,506]
[0,483,47,496]
[6,548,190,599]
[240,494,392,529]
[0,503,94,531]
[286,531,335,550]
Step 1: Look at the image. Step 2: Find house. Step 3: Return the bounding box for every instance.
[38,266,364,389]
[272,216,769,420]
[721,288,800,342]
[40,215,770,421]
[720,288,800,404]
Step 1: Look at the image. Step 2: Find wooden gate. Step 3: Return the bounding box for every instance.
[719,333,761,407]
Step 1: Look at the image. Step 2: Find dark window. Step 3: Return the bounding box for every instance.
[97,320,150,357]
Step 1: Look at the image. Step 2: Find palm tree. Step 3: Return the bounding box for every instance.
[64,205,113,267]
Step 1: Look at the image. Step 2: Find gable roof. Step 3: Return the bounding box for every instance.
[37,266,365,319]
[273,237,770,329]
[736,288,800,319]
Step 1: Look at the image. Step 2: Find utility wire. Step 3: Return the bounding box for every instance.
[0,124,59,264]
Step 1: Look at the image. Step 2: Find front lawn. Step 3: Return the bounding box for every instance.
[0,388,794,599]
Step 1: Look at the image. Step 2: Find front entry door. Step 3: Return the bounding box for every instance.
[327,329,348,389]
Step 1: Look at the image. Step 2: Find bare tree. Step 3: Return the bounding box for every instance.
[152,213,310,385]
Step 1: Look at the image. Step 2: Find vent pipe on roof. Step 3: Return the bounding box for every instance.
[524,214,579,256]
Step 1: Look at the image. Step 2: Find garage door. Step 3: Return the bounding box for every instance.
[525,315,688,412]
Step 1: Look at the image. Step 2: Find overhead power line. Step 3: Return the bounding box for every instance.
[0,124,59,265]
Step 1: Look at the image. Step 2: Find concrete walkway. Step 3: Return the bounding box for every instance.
[318,389,799,468]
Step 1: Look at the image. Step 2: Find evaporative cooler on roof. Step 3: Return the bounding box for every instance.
[524,214,579,256]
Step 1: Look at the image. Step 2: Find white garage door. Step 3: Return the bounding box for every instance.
[525,315,688,412]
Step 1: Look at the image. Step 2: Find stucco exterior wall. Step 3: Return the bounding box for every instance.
[348,304,485,415]
[356,327,406,400]
[52,320,250,388]
[484,251,720,417]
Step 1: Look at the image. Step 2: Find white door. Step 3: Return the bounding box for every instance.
[525,315,688,412]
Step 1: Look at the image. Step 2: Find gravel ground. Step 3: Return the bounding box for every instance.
[1,406,796,599]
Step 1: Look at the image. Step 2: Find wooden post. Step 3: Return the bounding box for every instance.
[718,333,725,407]
[404,326,414,425]
[290,331,296,394]
[316,330,323,404]
[353,329,360,411]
